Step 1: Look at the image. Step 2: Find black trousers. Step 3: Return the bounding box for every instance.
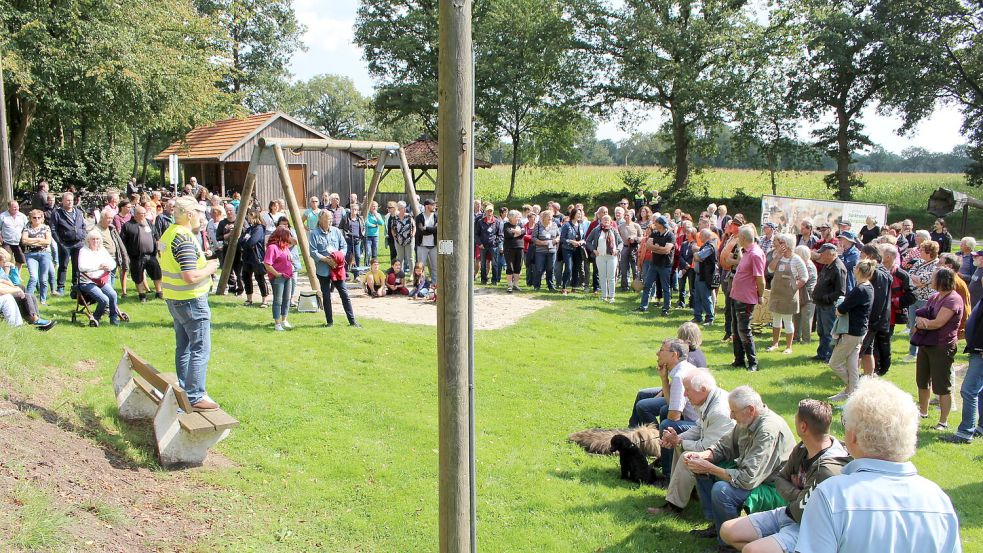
[242,264,268,297]
[56,245,81,291]
[317,275,356,325]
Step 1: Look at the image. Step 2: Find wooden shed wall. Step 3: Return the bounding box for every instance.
[226,118,365,206]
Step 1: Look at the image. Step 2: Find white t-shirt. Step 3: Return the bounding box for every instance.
[421,212,436,248]
[0,211,28,245]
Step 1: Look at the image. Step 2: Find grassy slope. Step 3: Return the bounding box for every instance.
[377,166,982,236]
[2,287,981,552]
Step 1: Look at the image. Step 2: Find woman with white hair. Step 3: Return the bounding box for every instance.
[957,236,977,281]
[793,245,818,344]
[902,230,930,269]
[767,234,807,353]
[78,230,123,326]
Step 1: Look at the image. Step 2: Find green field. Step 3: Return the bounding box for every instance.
[2,285,981,551]
[377,166,981,236]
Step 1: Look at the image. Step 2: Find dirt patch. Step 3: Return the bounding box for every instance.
[0,389,229,551]
[324,286,551,329]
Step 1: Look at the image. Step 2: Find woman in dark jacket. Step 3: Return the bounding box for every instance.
[340,203,365,278]
[502,210,525,293]
[239,209,270,307]
[827,259,876,402]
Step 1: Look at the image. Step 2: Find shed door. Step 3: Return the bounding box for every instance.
[287,164,306,205]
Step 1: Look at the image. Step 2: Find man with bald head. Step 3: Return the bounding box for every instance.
[121,205,163,302]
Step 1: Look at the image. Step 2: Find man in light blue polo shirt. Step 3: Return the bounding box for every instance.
[796,378,961,553]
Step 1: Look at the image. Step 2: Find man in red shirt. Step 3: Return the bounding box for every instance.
[728,224,766,372]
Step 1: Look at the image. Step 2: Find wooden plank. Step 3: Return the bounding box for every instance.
[123,347,194,413]
[131,375,162,404]
[199,410,239,432]
[178,413,215,433]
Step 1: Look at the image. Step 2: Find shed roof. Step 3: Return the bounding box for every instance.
[355,139,493,169]
[154,112,329,162]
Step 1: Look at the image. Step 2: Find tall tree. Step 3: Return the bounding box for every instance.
[196,0,306,111]
[476,0,589,201]
[938,0,983,185]
[790,0,961,199]
[283,74,373,139]
[575,0,772,193]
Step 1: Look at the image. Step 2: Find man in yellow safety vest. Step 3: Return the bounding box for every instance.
[160,196,220,411]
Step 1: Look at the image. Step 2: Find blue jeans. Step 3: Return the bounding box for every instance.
[271,275,291,321]
[693,278,714,323]
[26,250,52,303]
[816,305,836,361]
[957,353,983,439]
[696,476,752,542]
[80,278,118,322]
[660,418,697,476]
[364,235,379,264]
[561,248,584,289]
[641,262,671,311]
[629,387,666,427]
[347,237,363,276]
[479,245,501,283]
[533,250,556,290]
[908,299,927,356]
[166,296,211,405]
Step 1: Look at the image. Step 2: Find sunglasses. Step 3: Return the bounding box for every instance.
[30,216,43,219]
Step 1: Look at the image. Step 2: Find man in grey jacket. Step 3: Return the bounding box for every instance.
[720,399,851,553]
[683,386,795,542]
[648,368,736,516]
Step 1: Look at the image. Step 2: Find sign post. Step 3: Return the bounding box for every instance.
[168,154,179,196]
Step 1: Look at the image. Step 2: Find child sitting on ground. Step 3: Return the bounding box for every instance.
[386,260,409,296]
[409,262,432,300]
[362,258,387,298]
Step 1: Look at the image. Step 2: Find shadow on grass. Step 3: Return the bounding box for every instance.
[11,397,158,471]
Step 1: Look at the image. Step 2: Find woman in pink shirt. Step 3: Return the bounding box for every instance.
[264,227,295,331]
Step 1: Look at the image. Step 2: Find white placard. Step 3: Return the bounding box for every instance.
[438,240,454,255]
[168,154,179,186]
[761,195,889,235]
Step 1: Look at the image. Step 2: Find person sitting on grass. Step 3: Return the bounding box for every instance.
[649,369,735,517]
[796,379,962,553]
[385,260,409,296]
[409,262,432,300]
[628,338,697,429]
[0,248,55,330]
[362,258,387,298]
[682,386,795,545]
[78,230,123,326]
[719,399,850,553]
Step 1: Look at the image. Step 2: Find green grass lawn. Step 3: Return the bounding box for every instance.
[2,284,982,552]
[376,166,983,236]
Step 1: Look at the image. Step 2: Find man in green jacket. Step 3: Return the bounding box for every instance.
[682,386,795,543]
[719,399,851,553]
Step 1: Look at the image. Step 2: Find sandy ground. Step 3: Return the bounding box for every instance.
[305,282,552,330]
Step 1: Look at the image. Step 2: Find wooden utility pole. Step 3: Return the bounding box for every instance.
[436,0,475,552]
[272,144,321,296]
[0,50,13,204]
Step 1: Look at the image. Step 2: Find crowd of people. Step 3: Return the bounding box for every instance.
[627,323,962,552]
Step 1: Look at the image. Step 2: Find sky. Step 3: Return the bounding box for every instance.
[290,0,967,154]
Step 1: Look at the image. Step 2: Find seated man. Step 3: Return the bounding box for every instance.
[796,379,962,553]
[628,337,697,428]
[362,258,387,298]
[0,247,54,330]
[682,386,795,544]
[654,339,700,482]
[386,260,409,296]
[648,368,734,516]
[720,399,851,553]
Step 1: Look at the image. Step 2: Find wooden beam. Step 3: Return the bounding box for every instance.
[398,147,422,217]
[258,137,402,152]
[363,150,391,214]
[272,145,321,297]
[219,161,226,197]
[216,146,261,294]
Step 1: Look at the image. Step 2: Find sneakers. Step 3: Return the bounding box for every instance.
[902,354,917,363]
[782,348,793,355]
[34,319,56,331]
[689,524,718,539]
[828,392,849,402]
[940,434,973,444]
[512,285,522,292]
[281,320,293,329]
[274,323,285,331]
[766,345,780,352]
[507,285,513,293]
[635,306,648,312]
[139,293,147,303]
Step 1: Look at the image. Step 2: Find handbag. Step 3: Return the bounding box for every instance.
[89,271,111,288]
[631,277,644,292]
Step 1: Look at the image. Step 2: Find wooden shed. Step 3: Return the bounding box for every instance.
[154,112,365,206]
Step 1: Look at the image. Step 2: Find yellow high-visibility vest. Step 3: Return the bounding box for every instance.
[159,224,210,300]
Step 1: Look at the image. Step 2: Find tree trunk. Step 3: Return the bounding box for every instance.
[671,111,689,191]
[8,96,36,182]
[835,106,852,200]
[131,131,139,177]
[507,134,520,203]
[140,133,153,183]
[768,151,778,195]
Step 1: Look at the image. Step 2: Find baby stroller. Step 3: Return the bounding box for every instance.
[71,274,130,327]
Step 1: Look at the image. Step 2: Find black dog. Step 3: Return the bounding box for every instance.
[610,434,656,485]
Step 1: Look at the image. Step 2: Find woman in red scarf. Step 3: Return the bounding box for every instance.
[587,215,623,303]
